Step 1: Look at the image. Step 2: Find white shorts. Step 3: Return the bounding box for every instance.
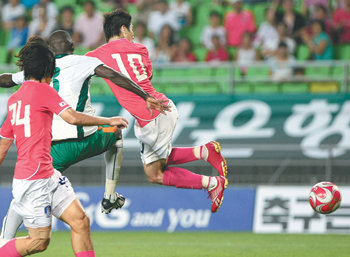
[12,170,76,229]
[134,100,178,164]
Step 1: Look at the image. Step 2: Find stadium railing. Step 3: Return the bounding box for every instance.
[0,60,349,95]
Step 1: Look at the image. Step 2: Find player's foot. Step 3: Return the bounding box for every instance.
[101,192,125,214]
[208,176,228,213]
[202,141,227,177]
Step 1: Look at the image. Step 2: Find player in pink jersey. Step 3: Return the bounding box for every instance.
[0,43,128,257]
[87,9,228,213]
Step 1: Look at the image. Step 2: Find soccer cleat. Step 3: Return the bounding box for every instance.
[208,176,228,213]
[101,192,125,214]
[202,141,228,177]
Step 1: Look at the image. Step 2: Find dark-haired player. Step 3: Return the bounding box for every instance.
[87,9,228,213]
[0,42,128,257]
[0,31,169,240]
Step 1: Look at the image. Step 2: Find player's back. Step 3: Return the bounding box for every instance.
[52,54,102,140]
[87,39,168,126]
[3,81,69,180]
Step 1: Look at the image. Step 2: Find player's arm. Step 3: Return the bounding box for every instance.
[0,138,13,166]
[59,107,129,128]
[94,65,170,115]
[0,74,17,88]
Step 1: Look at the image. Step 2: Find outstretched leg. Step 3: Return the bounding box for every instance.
[101,129,125,213]
[143,159,228,212]
[167,141,228,177]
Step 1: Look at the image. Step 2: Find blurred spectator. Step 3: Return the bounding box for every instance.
[1,0,26,31]
[134,21,156,60]
[29,2,57,39]
[169,0,193,28]
[172,37,196,62]
[235,32,258,76]
[134,0,158,25]
[153,25,177,64]
[272,0,306,43]
[56,6,75,36]
[6,16,28,63]
[224,0,256,47]
[73,0,104,48]
[22,0,39,9]
[301,0,330,19]
[302,19,333,60]
[268,41,296,81]
[205,35,229,62]
[314,5,333,37]
[200,11,226,50]
[148,0,179,38]
[333,0,350,43]
[276,21,296,55]
[253,7,279,58]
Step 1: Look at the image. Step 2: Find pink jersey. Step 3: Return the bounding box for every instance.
[0,81,70,180]
[86,38,169,127]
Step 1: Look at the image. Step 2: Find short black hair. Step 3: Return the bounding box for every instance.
[278,41,288,48]
[60,5,74,14]
[84,0,95,7]
[311,19,326,32]
[17,43,56,81]
[209,10,221,18]
[103,9,132,42]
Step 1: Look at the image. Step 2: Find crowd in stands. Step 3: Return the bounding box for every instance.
[0,0,350,79]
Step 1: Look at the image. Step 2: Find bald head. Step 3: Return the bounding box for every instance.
[48,30,74,56]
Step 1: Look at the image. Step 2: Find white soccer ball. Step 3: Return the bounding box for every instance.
[309,182,341,214]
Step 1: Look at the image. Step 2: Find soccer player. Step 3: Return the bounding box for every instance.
[0,32,169,239]
[87,9,228,213]
[0,32,169,212]
[0,42,128,257]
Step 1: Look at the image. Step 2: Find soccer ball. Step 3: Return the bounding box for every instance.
[309,182,341,214]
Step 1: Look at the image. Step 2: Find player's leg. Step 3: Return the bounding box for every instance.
[51,170,95,257]
[1,200,23,240]
[59,199,95,256]
[137,100,228,212]
[0,226,51,256]
[51,126,125,213]
[101,127,125,213]
[167,141,228,177]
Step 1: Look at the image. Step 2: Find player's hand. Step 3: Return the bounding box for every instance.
[146,96,171,117]
[108,117,128,128]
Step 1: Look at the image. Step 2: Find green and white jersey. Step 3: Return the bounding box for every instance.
[12,54,104,141]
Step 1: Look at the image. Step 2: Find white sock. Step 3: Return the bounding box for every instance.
[208,177,217,191]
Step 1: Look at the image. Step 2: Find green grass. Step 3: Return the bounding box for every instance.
[15,231,350,257]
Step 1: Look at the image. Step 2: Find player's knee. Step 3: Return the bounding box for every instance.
[71,214,90,233]
[114,128,123,141]
[26,237,50,254]
[146,173,163,184]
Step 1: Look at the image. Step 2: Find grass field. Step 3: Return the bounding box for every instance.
[20,231,350,257]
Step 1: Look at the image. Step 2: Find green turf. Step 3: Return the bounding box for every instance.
[16,231,350,257]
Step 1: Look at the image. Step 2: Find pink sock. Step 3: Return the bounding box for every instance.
[167,147,201,165]
[0,239,22,257]
[75,250,96,257]
[163,167,203,189]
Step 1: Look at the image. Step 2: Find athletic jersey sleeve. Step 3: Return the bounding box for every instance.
[0,114,14,139]
[78,55,104,76]
[41,85,71,115]
[142,46,153,78]
[12,71,25,85]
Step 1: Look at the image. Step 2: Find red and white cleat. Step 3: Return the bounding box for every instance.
[208,176,228,213]
[202,141,228,177]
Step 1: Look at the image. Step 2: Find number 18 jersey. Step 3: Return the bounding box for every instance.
[0,81,70,180]
[86,38,169,127]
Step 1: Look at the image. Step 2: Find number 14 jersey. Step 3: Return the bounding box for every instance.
[86,38,169,127]
[0,81,70,180]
